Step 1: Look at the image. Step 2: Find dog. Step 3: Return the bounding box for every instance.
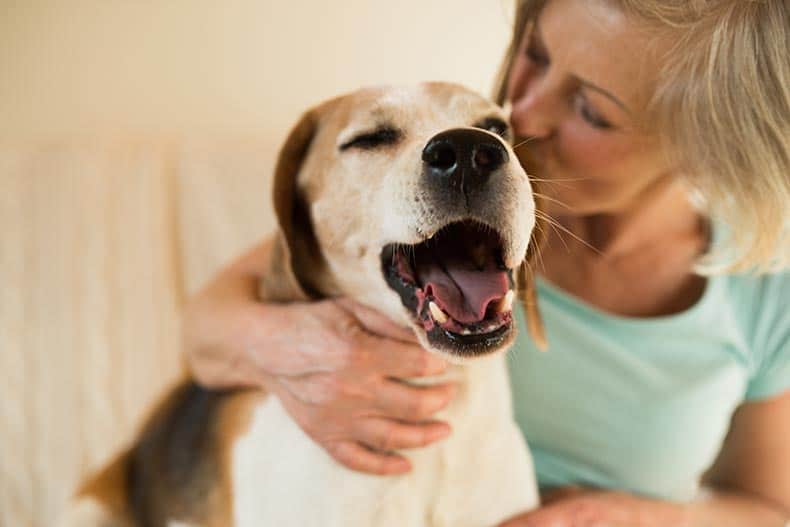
[61,82,546,527]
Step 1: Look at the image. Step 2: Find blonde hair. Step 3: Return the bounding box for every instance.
[494,0,790,274]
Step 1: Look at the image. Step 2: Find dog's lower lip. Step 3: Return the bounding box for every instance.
[440,322,511,344]
[426,319,513,356]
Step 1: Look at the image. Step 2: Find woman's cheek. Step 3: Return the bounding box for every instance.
[558,121,625,178]
[549,122,646,212]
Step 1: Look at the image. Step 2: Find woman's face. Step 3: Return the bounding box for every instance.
[507,0,672,215]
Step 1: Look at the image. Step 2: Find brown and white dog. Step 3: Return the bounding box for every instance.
[61,82,546,527]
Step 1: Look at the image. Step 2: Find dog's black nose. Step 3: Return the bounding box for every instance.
[422,128,508,195]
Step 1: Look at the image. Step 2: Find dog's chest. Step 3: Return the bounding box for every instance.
[229,360,538,527]
[230,397,448,526]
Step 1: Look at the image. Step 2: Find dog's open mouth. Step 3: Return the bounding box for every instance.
[381,221,515,356]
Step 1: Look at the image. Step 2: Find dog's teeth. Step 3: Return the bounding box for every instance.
[496,290,515,313]
[461,328,472,335]
[429,302,449,324]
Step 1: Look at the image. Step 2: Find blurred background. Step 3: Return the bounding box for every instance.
[0,1,514,525]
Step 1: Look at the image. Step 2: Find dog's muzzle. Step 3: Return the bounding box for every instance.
[380,128,524,357]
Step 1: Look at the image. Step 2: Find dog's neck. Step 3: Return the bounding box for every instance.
[408,353,514,425]
[261,273,515,423]
[407,353,500,384]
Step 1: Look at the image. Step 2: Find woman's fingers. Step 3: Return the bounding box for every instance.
[541,485,585,505]
[325,440,412,475]
[353,417,451,451]
[336,297,419,343]
[318,297,450,379]
[374,379,456,422]
[257,297,459,476]
[355,334,449,378]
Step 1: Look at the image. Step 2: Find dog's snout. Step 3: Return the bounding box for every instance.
[422,129,508,195]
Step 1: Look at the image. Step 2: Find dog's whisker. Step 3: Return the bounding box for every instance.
[531,224,548,273]
[529,179,580,193]
[512,136,537,149]
[532,191,570,210]
[539,213,572,253]
[535,211,600,255]
[528,176,588,183]
[550,224,573,254]
[534,210,565,238]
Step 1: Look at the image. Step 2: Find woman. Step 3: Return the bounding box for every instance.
[183,0,790,525]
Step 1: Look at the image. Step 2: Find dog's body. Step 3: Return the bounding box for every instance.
[234,356,535,527]
[62,83,543,527]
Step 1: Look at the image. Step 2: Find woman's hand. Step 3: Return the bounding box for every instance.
[498,485,789,527]
[497,487,688,527]
[260,298,456,475]
[183,241,456,475]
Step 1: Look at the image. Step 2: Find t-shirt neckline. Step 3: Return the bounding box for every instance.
[535,273,723,328]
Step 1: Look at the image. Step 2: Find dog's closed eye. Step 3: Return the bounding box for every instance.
[340,127,402,151]
[473,117,510,139]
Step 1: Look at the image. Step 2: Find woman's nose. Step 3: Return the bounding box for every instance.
[509,78,561,139]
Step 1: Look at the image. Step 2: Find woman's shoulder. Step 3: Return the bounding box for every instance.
[719,269,789,335]
[721,268,789,311]
[720,269,790,400]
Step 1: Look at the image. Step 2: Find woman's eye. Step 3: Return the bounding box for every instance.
[340,128,401,151]
[525,45,549,67]
[574,94,613,130]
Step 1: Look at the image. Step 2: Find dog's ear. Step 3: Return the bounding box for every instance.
[518,168,548,351]
[260,109,325,302]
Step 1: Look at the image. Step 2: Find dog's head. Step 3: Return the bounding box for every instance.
[261,82,546,361]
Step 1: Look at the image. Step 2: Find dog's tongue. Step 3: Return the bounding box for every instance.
[416,253,509,324]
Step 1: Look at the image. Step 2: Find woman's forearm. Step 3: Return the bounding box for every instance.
[685,488,788,527]
[182,238,289,389]
[183,299,295,389]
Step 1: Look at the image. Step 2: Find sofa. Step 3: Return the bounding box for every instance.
[1,136,281,525]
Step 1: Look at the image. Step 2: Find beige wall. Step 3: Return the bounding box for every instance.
[1,2,516,525]
[1,0,513,141]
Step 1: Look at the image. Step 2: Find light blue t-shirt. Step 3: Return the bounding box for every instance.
[508,271,790,502]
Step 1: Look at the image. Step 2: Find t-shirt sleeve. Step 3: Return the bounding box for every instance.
[744,272,790,401]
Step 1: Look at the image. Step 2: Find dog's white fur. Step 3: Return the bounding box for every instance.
[61,83,540,527]
[232,357,536,526]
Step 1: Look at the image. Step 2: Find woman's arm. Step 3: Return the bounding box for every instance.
[182,237,281,389]
[693,388,790,525]
[497,390,790,527]
[182,239,457,474]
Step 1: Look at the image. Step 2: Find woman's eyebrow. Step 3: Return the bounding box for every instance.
[576,78,631,115]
